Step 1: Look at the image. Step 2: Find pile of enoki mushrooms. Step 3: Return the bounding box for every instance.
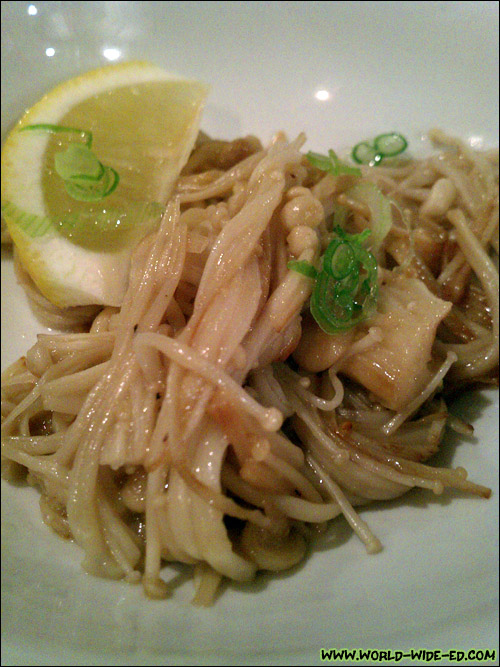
[2,128,498,604]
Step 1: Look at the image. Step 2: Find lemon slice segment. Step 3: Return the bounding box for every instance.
[1,61,209,307]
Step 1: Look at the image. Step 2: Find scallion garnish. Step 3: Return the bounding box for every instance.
[346,181,392,253]
[374,132,408,157]
[351,142,382,166]
[54,144,104,181]
[63,165,120,202]
[288,226,378,334]
[20,123,93,146]
[307,149,362,177]
[311,227,378,333]
[287,259,318,279]
[352,132,408,166]
[21,123,119,201]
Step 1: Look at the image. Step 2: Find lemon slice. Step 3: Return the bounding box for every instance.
[1,61,209,307]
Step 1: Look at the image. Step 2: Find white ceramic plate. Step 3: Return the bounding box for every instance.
[1,2,498,665]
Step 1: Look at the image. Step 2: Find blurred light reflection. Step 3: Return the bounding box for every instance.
[468,135,484,149]
[102,48,121,61]
[315,89,331,102]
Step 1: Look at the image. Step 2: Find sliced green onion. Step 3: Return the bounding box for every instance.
[306,151,337,173]
[346,181,392,253]
[21,123,118,202]
[352,132,408,166]
[310,271,348,332]
[374,132,408,157]
[352,141,381,166]
[63,166,119,202]
[308,227,378,334]
[307,149,361,177]
[20,123,93,147]
[1,200,54,237]
[287,260,318,279]
[55,144,104,181]
[323,240,356,280]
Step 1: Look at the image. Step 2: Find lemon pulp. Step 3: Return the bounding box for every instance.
[42,80,207,250]
[1,62,209,306]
